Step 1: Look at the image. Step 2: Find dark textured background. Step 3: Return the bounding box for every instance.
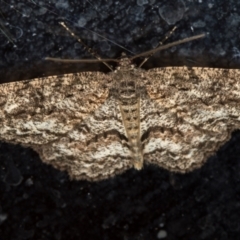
[1,0,240,239]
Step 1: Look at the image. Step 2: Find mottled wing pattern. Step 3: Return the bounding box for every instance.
[2,66,240,180]
[0,72,132,181]
[143,67,240,172]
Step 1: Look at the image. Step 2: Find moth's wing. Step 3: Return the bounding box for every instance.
[0,72,132,181]
[142,67,240,172]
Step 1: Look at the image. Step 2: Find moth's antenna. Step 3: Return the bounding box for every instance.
[27,0,133,54]
[0,9,16,45]
[0,21,15,44]
[130,33,205,63]
[45,22,205,70]
[48,22,115,71]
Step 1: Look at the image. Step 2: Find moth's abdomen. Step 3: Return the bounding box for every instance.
[118,79,143,169]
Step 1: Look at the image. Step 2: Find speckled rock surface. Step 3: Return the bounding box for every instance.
[1,0,240,239]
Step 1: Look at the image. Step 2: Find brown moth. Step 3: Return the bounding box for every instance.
[1,30,238,181]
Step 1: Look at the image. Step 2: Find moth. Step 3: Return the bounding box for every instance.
[0,27,239,181]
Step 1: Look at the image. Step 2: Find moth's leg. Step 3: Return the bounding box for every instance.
[138,26,177,68]
[131,32,204,67]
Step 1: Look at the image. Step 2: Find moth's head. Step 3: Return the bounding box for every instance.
[117,54,134,69]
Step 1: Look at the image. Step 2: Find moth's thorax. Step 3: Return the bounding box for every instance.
[114,58,140,101]
[114,58,143,169]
